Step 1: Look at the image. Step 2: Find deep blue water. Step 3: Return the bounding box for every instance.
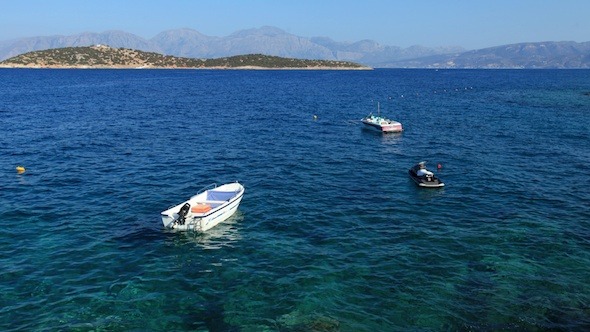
[1,68,590,331]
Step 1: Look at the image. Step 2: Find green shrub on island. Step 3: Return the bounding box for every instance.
[0,45,368,69]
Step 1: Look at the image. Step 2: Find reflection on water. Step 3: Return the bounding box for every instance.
[177,211,244,250]
[361,127,403,155]
[411,183,446,199]
[380,132,403,145]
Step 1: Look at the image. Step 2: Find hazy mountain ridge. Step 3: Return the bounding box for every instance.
[381,41,590,69]
[0,27,464,66]
[0,27,588,68]
[0,30,159,60]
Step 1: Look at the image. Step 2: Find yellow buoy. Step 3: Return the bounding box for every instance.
[16,166,25,174]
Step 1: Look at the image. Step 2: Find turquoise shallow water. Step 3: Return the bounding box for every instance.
[1,68,590,331]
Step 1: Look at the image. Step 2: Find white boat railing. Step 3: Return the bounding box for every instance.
[165,183,218,210]
[190,183,218,199]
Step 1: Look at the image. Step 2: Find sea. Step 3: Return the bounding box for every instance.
[1,68,589,331]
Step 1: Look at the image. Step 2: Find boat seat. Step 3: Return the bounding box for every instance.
[191,204,212,213]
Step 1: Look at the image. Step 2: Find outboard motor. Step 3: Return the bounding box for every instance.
[176,203,191,225]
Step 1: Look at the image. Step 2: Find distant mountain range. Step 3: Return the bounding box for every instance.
[1,26,589,68]
[384,41,590,69]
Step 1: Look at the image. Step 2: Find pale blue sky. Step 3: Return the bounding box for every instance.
[1,0,588,49]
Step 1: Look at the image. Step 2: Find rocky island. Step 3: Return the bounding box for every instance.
[0,44,370,70]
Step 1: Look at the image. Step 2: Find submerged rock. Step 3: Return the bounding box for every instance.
[277,311,340,331]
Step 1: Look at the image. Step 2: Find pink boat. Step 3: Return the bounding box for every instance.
[360,102,403,133]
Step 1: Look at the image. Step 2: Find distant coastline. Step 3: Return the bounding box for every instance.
[0,66,372,70]
[1,28,589,69]
[0,45,372,70]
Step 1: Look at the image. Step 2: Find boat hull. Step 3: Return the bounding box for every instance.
[361,119,403,133]
[408,170,444,188]
[161,182,245,231]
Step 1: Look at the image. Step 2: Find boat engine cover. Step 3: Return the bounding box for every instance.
[177,203,191,225]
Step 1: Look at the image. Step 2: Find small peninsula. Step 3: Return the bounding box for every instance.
[0,44,370,70]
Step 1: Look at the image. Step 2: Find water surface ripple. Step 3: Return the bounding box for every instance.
[1,68,589,331]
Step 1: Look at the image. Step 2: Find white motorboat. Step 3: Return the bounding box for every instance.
[361,102,403,133]
[161,182,245,231]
